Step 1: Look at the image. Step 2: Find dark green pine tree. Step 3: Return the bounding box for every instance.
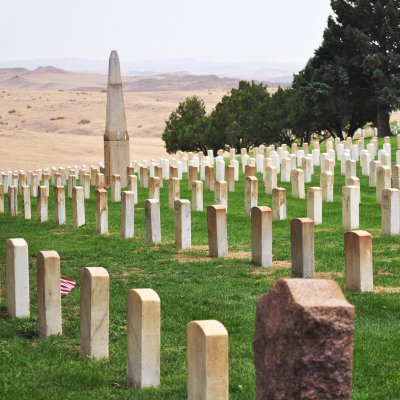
[330,0,400,136]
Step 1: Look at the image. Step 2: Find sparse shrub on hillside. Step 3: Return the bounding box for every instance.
[78,119,90,125]
[162,96,208,154]
[8,109,16,114]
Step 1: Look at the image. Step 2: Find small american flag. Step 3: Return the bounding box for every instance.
[61,277,76,296]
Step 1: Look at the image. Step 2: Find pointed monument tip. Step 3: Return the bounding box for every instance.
[108,50,122,85]
[110,50,119,59]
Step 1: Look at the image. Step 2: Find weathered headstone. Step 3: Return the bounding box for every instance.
[145,199,161,243]
[174,199,191,249]
[307,187,322,225]
[8,186,18,216]
[264,166,277,194]
[320,171,334,202]
[251,206,272,267]
[254,279,354,400]
[376,165,391,204]
[22,185,31,220]
[225,164,235,192]
[271,188,286,221]
[128,175,138,205]
[6,238,29,317]
[140,166,149,189]
[127,289,160,388]
[169,177,180,210]
[80,267,109,359]
[192,180,203,212]
[342,186,359,230]
[215,180,228,211]
[205,164,215,191]
[54,186,66,225]
[121,191,135,238]
[37,251,62,336]
[381,188,400,235]
[245,176,258,216]
[37,185,48,222]
[95,189,108,234]
[291,169,305,199]
[345,230,373,292]
[291,218,314,278]
[72,186,85,228]
[111,174,122,202]
[187,320,228,400]
[207,205,228,257]
[149,177,160,200]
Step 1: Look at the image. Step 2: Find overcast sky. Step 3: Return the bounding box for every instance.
[0,0,332,64]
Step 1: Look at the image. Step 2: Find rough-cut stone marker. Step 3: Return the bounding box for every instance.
[111,174,122,202]
[345,231,373,292]
[80,267,109,359]
[145,199,161,243]
[38,185,48,222]
[22,185,31,220]
[37,251,62,336]
[215,180,228,211]
[104,51,130,187]
[251,206,272,267]
[291,218,314,278]
[342,186,359,229]
[382,188,400,235]
[205,164,215,191]
[174,199,191,249]
[6,238,29,317]
[307,187,322,225]
[291,169,305,199]
[192,180,203,212]
[148,177,160,200]
[54,186,66,225]
[254,278,355,400]
[72,186,85,228]
[245,176,258,216]
[369,160,381,187]
[96,172,105,190]
[8,186,18,216]
[225,164,235,192]
[128,175,138,204]
[207,205,228,257]
[95,189,108,234]
[121,191,135,238]
[376,165,391,204]
[0,183,4,213]
[271,188,286,221]
[169,177,180,210]
[127,289,160,388]
[264,166,277,194]
[187,320,228,400]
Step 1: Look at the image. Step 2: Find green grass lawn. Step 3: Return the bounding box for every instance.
[1,136,400,399]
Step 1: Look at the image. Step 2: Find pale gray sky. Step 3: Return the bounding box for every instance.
[0,0,332,63]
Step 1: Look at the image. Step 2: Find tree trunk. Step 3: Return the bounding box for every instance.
[377,104,391,137]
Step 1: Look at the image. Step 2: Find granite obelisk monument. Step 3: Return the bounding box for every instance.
[104,50,130,187]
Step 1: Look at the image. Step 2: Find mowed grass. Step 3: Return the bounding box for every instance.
[0,137,400,399]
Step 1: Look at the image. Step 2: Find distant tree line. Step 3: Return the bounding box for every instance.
[162,0,400,153]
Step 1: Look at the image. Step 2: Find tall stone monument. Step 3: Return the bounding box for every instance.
[104,50,130,187]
